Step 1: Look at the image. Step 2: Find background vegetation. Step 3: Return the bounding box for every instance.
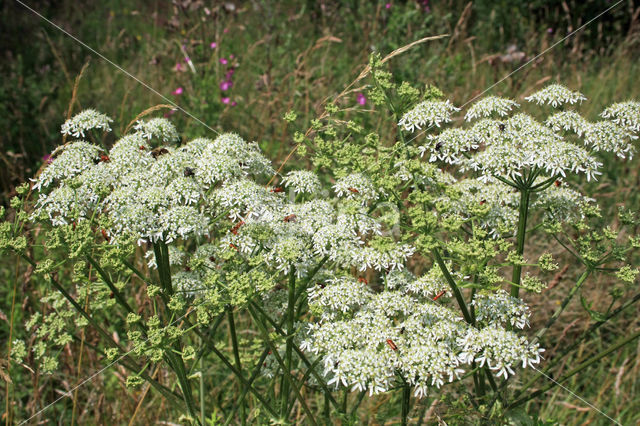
[2,0,640,424]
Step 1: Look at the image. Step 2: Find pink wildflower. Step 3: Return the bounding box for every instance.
[174,62,186,72]
[220,80,233,91]
[385,2,391,9]
[357,93,367,106]
[221,97,231,104]
[172,87,184,96]
[210,42,217,48]
[231,101,237,106]
[220,58,228,65]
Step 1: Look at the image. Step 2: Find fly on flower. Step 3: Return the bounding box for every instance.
[284,214,297,223]
[101,229,110,242]
[348,187,359,193]
[151,147,169,159]
[184,167,195,177]
[271,187,284,193]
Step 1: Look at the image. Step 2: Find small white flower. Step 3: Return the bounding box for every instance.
[134,118,179,143]
[601,101,640,133]
[465,96,519,121]
[525,84,587,107]
[282,170,321,194]
[398,100,460,132]
[61,109,113,138]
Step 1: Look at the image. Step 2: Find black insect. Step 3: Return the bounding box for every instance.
[400,327,405,334]
[435,142,443,151]
[499,123,506,132]
[184,167,195,177]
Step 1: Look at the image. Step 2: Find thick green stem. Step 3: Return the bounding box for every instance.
[223,348,270,426]
[401,384,411,426]
[248,305,318,425]
[153,242,199,422]
[509,328,640,408]
[432,249,473,324]
[87,255,134,313]
[250,301,340,410]
[227,308,246,425]
[281,267,296,415]
[511,188,530,298]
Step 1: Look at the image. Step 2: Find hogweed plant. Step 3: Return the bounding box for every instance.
[3,57,640,424]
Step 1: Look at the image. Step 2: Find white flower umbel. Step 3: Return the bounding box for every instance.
[282,170,321,195]
[134,118,180,144]
[333,173,379,203]
[458,326,544,379]
[437,178,519,237]
[531,181,595,223]
[307,273,542,397]
[545,111,590,136]
[583,121,637,159]
[419,128,479,165]
[465,96,519,121]
[601,101,640,132]
[524,84,586,107]
[34,116,276,245]
[398,100,460,132]
[34,141,102,190]
[60,109,113,138]
[472,290,530,329]
[464,113,602,181]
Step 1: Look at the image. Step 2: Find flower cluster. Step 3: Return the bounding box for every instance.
[282,170,321,195]
[60,109,113,137]
[32,111,274,244]
[464,96,519,121]
[398,100,459,132]
[601,101,640,132]
[304,268,542,397]
[524,84,587,107]
[134,118,180,144]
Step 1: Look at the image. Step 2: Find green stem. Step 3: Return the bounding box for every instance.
[200,354,205,424]
[509,328,640,408]
[248,305,318,426]
[515,289,640,399]
[511,188,530,298]
[223,348,270,426]
[227,308,246,425]
[534,269,591,343]
[281,267,297,416]
[207,339,280,419]
[401,384,411,426]
[250,301,340,410]
[432,248,473,324]
[87,255,134,313]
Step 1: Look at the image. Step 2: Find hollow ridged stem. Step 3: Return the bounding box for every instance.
[227,308,246,425]
[510,188,530,298]
[432,248,473,324]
